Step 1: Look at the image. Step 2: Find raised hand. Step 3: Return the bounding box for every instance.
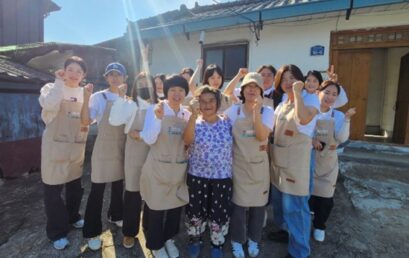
[118,84,128,98]
[83,83,94,100]
[327,65,338,83]
[55,69,65,80]
[189,98,200,118]
[253,95,263,112]
[292,81,304,94]
[154,101,165,120]
[196,59,203,68]
[345,107,356,120]
[238,68,248,79]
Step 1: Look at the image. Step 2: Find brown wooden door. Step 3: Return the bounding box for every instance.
[333,49,372,140]
[392,53,409,145]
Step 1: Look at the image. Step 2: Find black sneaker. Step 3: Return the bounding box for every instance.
[268,230,289,243]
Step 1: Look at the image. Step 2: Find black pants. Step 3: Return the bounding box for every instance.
[309,195,334,230]
[122,190,142,237]
[82,180,123,238]
[230,204,265,243]
[144,205,182,250]
[43,178,83,241]
[186,174,232,246]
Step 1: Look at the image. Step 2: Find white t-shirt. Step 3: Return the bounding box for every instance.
[224,104,275,131]
[282,86,348,108]
[89,89,119,124]
[140,100,191,145]
[39,79,84,124]
[275,92,320,138]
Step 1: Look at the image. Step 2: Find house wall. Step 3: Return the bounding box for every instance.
[148,9,409,76]
[0,0,44,46]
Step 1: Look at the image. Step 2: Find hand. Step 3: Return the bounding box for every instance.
[154,101,164,120]
[55,69,65,80]
[327,65,338,83]
[292,81,304,94]
[189,98,200,118]
[345,107,356,120]
[118,84,127,98]
[129,130,140,140]
[312,139,323,151]
[83,83,93,100]
[196,59,203,68]
[252,95,263,113]
[237,68,248,78]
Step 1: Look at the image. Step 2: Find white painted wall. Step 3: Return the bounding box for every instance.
[148,9,409,77]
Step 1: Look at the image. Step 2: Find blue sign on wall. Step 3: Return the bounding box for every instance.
[310,45,325,56]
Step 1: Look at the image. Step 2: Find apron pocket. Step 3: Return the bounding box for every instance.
[248,157,268,182]
[70,142,86,162]
[49,141,71,162]
[153,161,187,186]
[272,144,289,168]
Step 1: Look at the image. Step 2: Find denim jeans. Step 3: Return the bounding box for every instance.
[271,185,311,258]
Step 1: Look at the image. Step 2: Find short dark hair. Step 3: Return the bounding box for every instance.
[164,74,189,98]
[319,80,340,95]
[305,70,323,85]
[257,65,277,76]
[203,64,224,89]
[64,56,87,74]
[194,85,222,111]
[180,68,194,77]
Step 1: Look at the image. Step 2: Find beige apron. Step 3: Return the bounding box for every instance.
[41,100,88,185]
[270,102,312,196]
[91,93,126,183]
[232,105,270,207]
[262,97,275,165]
[312,111,339,198]
[140,114,189,210]
[124,109,149,192]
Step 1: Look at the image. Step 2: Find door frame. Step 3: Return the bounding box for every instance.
[329,25,409,142]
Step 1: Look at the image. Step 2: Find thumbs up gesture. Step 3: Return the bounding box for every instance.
[83,83,94,100]
[292,81,304,94]
[154,101,165,120]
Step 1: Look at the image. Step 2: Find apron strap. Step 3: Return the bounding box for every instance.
[102,92,107,100]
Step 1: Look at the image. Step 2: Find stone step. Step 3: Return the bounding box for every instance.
[339,141,409,169]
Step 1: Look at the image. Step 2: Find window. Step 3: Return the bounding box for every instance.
[202,42,248,80]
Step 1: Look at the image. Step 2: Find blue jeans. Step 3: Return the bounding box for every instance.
[271,185,311,258]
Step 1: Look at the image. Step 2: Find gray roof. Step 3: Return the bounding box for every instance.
[0,56,53,84]
[137,0,321,29]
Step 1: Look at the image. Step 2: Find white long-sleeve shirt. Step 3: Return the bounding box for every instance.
[109,96,150,133]
[316,108,350,144]
[38,79,83,124]
[88,89,119,124]
[140,100,191,145]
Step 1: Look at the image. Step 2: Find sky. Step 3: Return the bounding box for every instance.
[45,0,229,45]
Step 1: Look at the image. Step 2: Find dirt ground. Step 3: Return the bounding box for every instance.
[0,153,408,258]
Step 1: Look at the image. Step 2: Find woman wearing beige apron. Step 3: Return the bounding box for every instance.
[109,78,152,249]
[39,56,89,250]
[224,73,274,258]
[80,62,128,251]
[269,65,320,258]
[139,75,191,258]
[309,80,355,242]
[187,60,236,112]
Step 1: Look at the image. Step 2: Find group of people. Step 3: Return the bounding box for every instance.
[39,55,356,258]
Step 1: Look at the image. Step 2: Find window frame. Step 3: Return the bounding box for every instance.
[201,41,249,81]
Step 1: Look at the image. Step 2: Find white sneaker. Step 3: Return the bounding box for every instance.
[53,237,69,250]
[152,247,170,258]
[165,239,179,258]
[313,229,325,242]
[248,239,260,257]
[231,241,245,258]
[72,219,84,229]
[88,237,102,251]
[108,218,123,227]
